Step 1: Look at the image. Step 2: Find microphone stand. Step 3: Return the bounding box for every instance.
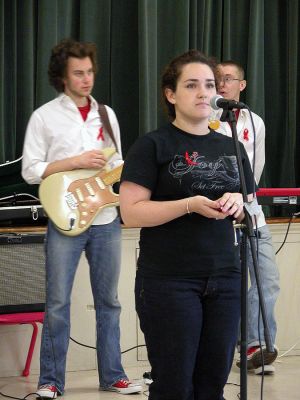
[219,107,275,400]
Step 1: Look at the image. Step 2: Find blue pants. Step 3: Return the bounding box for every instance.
[39,219,127,393]
[136,273,241,400]
[248,224,280,347]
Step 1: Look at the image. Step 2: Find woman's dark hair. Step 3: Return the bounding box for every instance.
[161,49,216,120]
[48,38,98,92]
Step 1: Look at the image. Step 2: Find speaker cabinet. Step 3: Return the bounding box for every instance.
[0,233,46,314]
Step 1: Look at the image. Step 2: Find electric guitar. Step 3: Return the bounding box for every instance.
[39,148,123,236]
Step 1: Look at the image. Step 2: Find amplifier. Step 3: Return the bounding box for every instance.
[0,233,46,314]
[0,205,47,226]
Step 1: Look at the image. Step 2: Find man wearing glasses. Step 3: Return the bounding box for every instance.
[212,61,280,375]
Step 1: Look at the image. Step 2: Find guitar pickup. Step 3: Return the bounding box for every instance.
[65,193,78,209]
[95,177,105,189]
[75,188,85,201]
[85,183,95,196]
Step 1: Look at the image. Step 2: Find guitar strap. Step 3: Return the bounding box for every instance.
[98,104,119,154]
[98,104,122,218]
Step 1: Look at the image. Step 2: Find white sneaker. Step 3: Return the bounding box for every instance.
[101,379,143,395]
[143,371,153,385]
[255,364,275,375]
[36,384,58,399]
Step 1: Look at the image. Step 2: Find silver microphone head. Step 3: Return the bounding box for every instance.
[210,95,224,110]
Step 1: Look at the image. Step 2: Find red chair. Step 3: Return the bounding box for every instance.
[0,312,44,376]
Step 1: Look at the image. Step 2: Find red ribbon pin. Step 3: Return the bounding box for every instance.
[243,128,249,141]
[97,127,104,141]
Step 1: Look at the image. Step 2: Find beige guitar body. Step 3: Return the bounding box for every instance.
[39,148,123,236]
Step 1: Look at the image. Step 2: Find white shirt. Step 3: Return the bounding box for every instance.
[212,108,266,228]
[22,93,123,225]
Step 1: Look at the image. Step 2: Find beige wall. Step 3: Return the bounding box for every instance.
[0,223,299,377]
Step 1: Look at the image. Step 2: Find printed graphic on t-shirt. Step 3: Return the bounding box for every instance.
[168,151,239,194]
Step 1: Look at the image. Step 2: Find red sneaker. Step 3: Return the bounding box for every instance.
[36,384,58,399]
[236,345,278,371]
[103,379,142,394]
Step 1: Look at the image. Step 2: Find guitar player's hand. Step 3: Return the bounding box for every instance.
[74,149,108,169]
[42,150,108,179]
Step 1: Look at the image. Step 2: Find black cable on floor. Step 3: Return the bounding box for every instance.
[0,392,43,399]
[70,336,146,353]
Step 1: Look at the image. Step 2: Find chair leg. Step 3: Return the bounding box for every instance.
[22,322,38,377]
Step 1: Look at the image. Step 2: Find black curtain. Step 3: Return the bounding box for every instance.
[0,0,299,202]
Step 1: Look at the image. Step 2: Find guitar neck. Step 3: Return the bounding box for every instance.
[101,164,123,185]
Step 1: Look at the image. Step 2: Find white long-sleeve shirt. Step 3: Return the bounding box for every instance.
[22,93,123,225]
[212,108,266,228]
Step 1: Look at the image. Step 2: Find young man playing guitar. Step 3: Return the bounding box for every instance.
[22,38,142,398]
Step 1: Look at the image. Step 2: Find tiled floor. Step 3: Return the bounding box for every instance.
[0,356,299,399]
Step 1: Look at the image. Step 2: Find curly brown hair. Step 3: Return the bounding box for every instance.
[161,50,216,120]
[48,38,98,92]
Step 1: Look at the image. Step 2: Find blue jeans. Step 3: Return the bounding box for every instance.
[39,219,126,393]
[247,224,280,347]
[136,273,241,400]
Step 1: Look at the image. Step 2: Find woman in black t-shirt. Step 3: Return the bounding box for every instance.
[120,50,254,400]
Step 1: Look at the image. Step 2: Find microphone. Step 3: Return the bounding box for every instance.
[210,95,246,110]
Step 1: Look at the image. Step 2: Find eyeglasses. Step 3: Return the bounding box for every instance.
[217,77,242,85]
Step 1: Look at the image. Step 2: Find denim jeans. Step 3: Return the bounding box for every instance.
[247,224,280,347]
[38,219,127,393]
[136,273,241,400]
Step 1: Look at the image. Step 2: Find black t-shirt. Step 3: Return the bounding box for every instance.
[121,123,255,278]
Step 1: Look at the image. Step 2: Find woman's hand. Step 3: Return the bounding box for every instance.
[216,192,244,220]
[188,195,228,219]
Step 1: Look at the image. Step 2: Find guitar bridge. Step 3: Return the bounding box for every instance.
[65,193,78,209]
